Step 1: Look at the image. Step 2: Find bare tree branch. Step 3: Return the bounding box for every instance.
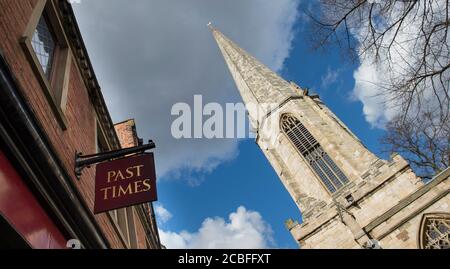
[306,0,450,178]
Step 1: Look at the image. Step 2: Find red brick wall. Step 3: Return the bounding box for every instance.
[133,210,148,249]
[0,0,125,248]
[115,120,138,148]
[115,120,150,249]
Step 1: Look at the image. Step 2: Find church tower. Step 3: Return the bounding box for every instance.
[211,26,450,249]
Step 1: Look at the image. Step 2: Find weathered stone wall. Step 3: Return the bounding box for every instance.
[289,166,449,249]
[379,193,449,249]
[373,172,449,249]
[258,96,381,217]
[299,217,360,249]
[350,164,423,228]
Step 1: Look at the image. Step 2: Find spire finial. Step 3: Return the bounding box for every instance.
[210,24,298,111]
[207,22,214,31]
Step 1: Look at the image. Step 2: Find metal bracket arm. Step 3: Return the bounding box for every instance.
[75,140,156,179]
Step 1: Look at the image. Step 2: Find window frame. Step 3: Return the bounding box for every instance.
[280,113,350,195]
[31,13,57,80]
[21,0,72,130]
[418,212,450,249]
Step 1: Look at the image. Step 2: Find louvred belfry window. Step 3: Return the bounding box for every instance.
[281,114,349,193]
[419,213,450,249]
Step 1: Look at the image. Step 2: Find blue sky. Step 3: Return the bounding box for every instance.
[154,8,386,249]
[73,0,391,249]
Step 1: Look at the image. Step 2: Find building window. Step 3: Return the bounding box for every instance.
[21,0,71,129]
[419,213,450,249]
[31,14,56,79]
[281,114,349,193]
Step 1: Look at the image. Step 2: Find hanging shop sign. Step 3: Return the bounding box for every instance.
[94,153,157,214]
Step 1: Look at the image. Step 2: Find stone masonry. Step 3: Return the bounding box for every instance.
[211,26,450,249]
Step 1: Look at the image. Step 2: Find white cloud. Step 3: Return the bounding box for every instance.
[73,0,299,180]
[159,206,274,249]
[321,67,340,89]
[352,62,400,128]
[159,230,189,249]
[155,204,173,223]
[350,1,449,128]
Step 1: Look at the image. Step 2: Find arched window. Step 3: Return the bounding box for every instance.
[281,114,349,193]
[419,213,450,249]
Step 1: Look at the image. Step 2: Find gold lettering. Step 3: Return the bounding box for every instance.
[107,171,116,183]
[101,163,150,202]
[126,167,134,179]
[100,187,112,200]
[115,170,125,181]
[112,185,117,199]
[135,165,144,177]
[118,184,133,197]
[134,180,143,193]
[142,179,152,192]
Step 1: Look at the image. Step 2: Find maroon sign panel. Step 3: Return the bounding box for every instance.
[94,154,157,214]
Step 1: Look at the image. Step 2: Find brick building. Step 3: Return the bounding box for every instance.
[0,0,161,249]
[114,119,162,249]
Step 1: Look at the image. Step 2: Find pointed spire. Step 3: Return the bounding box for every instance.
[210,27,301,109]
[207,22,214,31]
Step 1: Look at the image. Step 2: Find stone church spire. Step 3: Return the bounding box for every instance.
[210,25,448,250]
[210,25,304,127]
[210,24,380,208]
